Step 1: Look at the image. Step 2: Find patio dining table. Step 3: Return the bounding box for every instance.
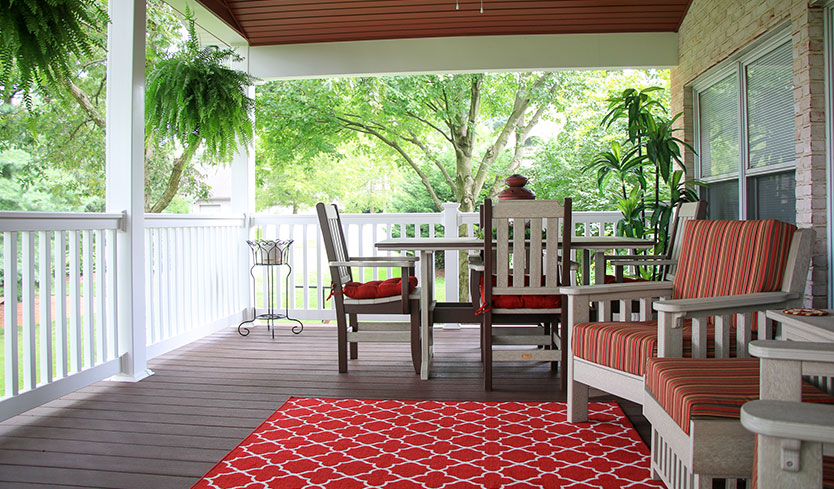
[375,235,654,379]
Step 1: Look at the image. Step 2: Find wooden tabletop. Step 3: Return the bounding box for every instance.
[376,236,654,251]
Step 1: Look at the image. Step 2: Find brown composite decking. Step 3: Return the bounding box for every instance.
[0,324,648,489]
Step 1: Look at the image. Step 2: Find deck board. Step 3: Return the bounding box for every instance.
[0,324,649,488]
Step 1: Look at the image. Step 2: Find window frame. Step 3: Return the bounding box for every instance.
[691,25,795,221]
[824,2,834,307]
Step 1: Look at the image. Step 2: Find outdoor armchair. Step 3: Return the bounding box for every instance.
[316,203,424,374]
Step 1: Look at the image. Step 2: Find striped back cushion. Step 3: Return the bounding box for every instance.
[672,220,796,300]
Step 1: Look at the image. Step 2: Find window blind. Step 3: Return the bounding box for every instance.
[699,73,739,179]
[746,41,794,170]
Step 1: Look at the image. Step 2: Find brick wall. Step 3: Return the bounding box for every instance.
[671,0,829,307]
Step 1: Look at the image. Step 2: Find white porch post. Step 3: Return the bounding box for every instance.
[105,0,151,381]
[230,45,255,319]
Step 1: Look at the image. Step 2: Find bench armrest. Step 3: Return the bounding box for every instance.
[653,291,797,315]
[609,258,676,267]
[351,256,418,262]
[330,260,415,268]
[741,400,834,444]
[748,340,834,363]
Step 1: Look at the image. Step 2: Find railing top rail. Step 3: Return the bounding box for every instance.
[145,214,245,228]
[0,211,124,232]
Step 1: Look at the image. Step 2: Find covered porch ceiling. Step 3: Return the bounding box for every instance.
[171,0,687,79]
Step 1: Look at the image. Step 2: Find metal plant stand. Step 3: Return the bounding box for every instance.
[238,239,303,339]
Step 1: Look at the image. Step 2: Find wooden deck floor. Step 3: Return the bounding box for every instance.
[0,323,648,489]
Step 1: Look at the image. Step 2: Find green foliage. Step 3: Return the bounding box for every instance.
[145,10,255,162]
[0,0,109,105]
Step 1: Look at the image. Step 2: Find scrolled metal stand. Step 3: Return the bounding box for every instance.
[238,239,303,339]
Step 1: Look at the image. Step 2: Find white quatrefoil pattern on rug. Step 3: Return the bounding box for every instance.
[192,397,664,489]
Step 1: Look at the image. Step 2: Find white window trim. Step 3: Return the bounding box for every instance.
[691,23,794,221]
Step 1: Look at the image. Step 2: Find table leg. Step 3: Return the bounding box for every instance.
[420,250,433,380]
[594,250,606,285]
[581,249,590,286]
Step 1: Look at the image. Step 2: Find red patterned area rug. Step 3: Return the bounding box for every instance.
[192,397,664,489]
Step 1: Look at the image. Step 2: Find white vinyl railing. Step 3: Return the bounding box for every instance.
[144,214,246,358]
[1,212,122,415]
[0,205,621,420]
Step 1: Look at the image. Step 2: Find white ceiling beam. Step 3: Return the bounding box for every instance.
[249,32,678,80]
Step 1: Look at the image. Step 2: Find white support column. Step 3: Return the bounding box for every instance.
[105,0,152,382]
[230,45,255,320]
[442,202,460,329]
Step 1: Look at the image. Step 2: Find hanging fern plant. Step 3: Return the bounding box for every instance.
[0,0,108,104]
[145,9,256,212]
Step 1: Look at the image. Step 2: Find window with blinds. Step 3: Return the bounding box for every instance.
[699,73,739,179]
[746,41,794,170]
[694,32,796,223]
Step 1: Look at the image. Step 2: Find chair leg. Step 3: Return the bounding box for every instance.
[567,358,589,422]
[336,311,348,373]
[483,314,492,391]
[547,321,558,372]
[410,309,421,375]
[349,313,358,359]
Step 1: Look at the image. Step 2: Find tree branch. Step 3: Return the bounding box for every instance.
[63,78,105,129]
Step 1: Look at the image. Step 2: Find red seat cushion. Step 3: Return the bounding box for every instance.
[672,220,796,300]
[342,277,417,300]
[571,320,739,376]
[645,357,834,434]
[480,274,561,309]
[603,274,650,284]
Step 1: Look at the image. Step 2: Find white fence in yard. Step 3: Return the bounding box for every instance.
[0,205,621,420]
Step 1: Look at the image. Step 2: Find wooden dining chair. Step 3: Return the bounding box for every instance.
[479,198,572,391]
[316,203,423,374]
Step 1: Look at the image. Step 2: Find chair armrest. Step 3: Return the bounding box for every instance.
[741,400,834,444]
[748,340,834,363]
[351,256,418,263]
[604,254,664,260]
[653,291,797,314]
[330,260,415,268]
[560,281,673,298]
[609,258,676,267]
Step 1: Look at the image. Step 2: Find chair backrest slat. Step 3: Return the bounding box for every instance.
[316,203,353,289]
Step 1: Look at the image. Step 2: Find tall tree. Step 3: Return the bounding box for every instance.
[257,73,561,213]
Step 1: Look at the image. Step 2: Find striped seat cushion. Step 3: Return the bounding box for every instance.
[672,220,795,300]
[571,320,737,376]
[645,357,834,434]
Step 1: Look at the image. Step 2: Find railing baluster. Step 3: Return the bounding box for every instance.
[106,229,117,361]
[54,231,67,378]
[95,230,106,364]
[316,223,324,310]
[152,228,163,342]
[175,227,185,333]
[302,224,310,311]
[4,231,19,396]
[68,230,81,373]
[38,231,53,384]
[81,230,94,368]
[22,233,36,389]
[144,229,155,345]
[184,226,194,330]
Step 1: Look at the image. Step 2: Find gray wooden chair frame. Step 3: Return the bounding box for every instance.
[316,203,422,374]
[480,198,572,391]
[606,201,706,282]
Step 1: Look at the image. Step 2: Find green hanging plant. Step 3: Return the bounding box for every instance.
[0,0,109,105]
[145,8,256,212]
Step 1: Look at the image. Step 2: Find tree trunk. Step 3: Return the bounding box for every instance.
[148,143,198,213]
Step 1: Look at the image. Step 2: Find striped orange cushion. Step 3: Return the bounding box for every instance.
[672,220,795,300]
[571,320,737,376]
[825,456,834,489]
[645,357,834,434]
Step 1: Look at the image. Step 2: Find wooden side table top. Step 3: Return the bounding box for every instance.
[766,309,834,342]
